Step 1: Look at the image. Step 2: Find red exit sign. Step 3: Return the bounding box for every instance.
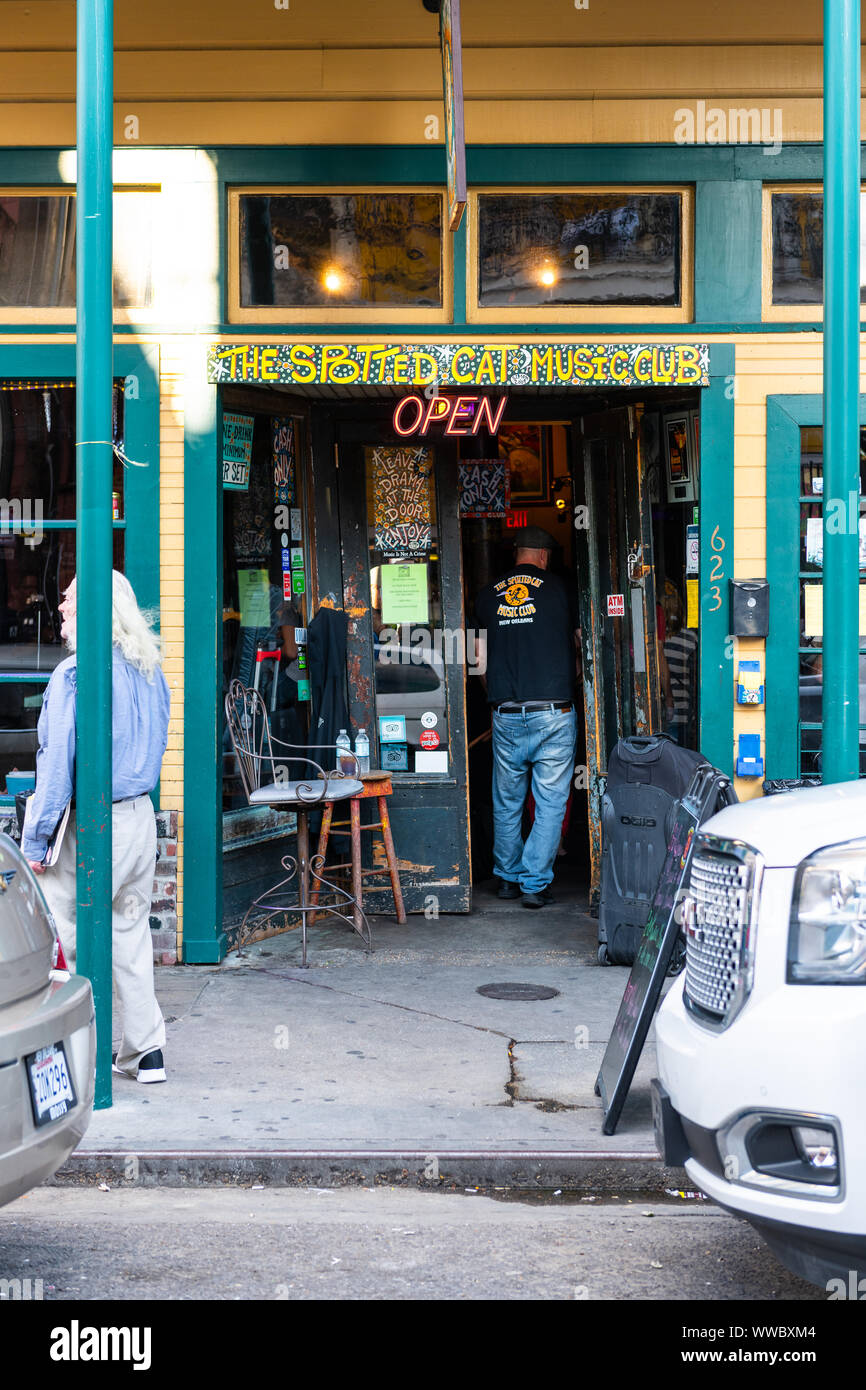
[505,510,528,528]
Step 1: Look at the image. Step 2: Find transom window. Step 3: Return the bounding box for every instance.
[765,185,866,319]
[229,188,448,324]
[0,188,158,317]
[469,188,692,323]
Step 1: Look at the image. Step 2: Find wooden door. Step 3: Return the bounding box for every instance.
[316,409,472,913]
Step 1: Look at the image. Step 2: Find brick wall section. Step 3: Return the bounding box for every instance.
[151,808,179,965]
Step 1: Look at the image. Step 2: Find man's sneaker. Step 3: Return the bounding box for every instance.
[113,1049,166,1083]
[522,887,554,910]
[497,879,521,900]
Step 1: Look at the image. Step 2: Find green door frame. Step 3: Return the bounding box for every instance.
[766,392,866,778]
[698,344,735,777]
[182,375,225,962]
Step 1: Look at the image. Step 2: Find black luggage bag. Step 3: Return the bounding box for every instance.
[598,735,706,966]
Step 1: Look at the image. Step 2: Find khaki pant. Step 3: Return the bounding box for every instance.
[41,795,165,1073]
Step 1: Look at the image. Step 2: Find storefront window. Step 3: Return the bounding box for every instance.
[0,382,126,787]
[798,425,866,774]
[476,191,683,308]
[222,407,310,814]
[235,191,443,310]
[0,189,157,310]
[770,189,866,307]
[365,444,450,775]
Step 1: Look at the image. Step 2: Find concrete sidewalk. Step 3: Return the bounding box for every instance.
[59,882,679,1191]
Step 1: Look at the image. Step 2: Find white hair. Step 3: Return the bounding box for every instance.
[65,570,163,681]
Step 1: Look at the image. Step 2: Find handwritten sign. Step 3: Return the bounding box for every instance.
[459,460,510,517]
[271,417,296,506]
[209,342,711,390]
[596,765,735,1136]
[596,799,701,1136]
[222,413,254,490]
[372,445,434,557]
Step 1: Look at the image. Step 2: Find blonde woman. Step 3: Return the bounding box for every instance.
[22,571,171,1083]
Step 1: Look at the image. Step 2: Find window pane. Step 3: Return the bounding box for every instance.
[0,383,126,520]
[0,529,125,675]
[0,191,156,309]
[772,190,866,306]
[238,192,443,308]
[477,192,682,308]
[797,425,866,775]
[222,410,310,814]
[0,681,55,790]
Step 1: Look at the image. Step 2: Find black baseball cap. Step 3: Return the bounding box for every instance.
[514,525,557,551]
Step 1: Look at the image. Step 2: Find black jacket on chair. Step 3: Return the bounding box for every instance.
[306,606,351,773]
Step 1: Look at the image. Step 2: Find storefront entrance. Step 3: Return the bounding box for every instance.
[212,344,707,939]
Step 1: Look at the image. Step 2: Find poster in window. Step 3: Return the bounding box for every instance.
[222,413,254,491]
[497,425,550,504]
[373,445,434,557]
[272,417,296,506]
[458,459,510,517]
[664,416,691,485]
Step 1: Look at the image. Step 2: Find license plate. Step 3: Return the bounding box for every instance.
[26,1042,77,1127]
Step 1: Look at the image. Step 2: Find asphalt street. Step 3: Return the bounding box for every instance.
[0,1186,822,1301]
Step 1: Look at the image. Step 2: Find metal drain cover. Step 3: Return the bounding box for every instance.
[476,982,560,1001]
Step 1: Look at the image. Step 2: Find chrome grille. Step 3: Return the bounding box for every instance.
[684,841,757,1027]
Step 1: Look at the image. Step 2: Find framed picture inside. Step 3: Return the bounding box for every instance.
[496,423,551,504]
[663,411,697,503]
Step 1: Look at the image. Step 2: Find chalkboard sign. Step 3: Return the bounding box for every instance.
[595,766,734,1136]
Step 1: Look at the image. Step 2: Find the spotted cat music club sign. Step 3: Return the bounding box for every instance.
[207,342,710,390]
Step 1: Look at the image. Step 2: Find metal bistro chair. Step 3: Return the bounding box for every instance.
[224,679,372,966]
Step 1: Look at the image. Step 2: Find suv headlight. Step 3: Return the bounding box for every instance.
[788,838,866,983]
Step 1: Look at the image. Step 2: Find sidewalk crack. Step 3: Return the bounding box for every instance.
[257,967,515,1041]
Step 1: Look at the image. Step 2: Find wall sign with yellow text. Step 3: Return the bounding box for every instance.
[208,342,710,390]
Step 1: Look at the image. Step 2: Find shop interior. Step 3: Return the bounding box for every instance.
[219,381,701,904]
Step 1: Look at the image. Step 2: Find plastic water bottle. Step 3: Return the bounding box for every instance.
[336,728,353,774]
[354,727,370,774]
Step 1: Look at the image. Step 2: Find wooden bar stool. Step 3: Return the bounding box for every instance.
[311,771,407,930]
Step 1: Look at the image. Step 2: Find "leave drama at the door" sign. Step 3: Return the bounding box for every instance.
[208,342,710,390]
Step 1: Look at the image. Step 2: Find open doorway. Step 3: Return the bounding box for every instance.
[458,390,701,901]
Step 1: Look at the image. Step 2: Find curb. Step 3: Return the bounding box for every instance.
[53,1148,683,1192]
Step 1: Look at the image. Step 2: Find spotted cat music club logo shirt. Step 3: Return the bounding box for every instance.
[474,564,578,705]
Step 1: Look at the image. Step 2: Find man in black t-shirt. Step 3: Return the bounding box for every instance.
[474,527,578,909]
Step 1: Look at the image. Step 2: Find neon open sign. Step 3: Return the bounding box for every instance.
[392,393,507,438]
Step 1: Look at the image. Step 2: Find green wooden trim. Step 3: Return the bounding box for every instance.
[182,375,226,963]
[699,343,735,776]
[695,181,761,325]
[766,391,866,778]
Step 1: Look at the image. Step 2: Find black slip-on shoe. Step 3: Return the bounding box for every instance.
[113,1048,167,1083]
[497,879,522,900]
[521,888,554,910]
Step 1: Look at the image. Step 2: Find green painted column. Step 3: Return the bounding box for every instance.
[822,0,861,784]
[75,0,114,1107]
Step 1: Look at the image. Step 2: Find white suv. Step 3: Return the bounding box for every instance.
[653,779,866,1291]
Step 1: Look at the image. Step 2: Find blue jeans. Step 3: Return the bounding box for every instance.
[491,707,577,895]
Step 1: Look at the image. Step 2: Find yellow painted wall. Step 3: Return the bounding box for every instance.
[0,0,859,146]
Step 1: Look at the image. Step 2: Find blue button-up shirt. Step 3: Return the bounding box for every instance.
[21,651,171,861]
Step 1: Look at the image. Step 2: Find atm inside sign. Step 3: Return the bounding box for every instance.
[607,594,625,618]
